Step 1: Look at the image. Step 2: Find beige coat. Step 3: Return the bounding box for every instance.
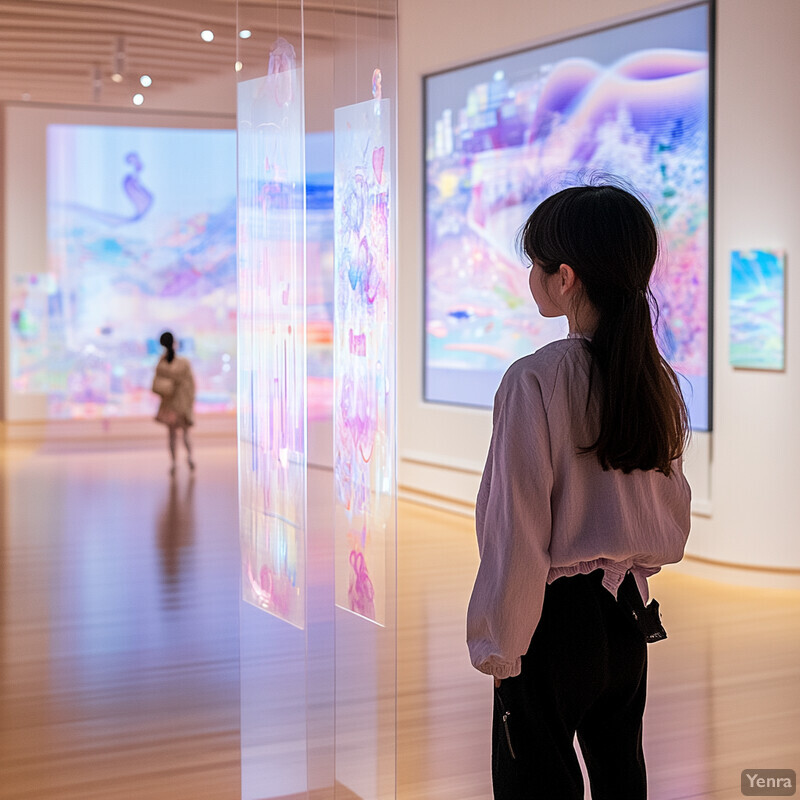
[154,356,196,428]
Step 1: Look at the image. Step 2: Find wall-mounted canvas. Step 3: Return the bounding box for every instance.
[424,2,712,430]
[45,124,237,419]
[729,249,785,371]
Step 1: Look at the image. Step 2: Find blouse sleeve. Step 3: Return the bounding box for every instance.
[466,368,554,679]
[186,361,196,403]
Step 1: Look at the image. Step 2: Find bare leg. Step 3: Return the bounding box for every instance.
[183,428,195,470]
[168,426,177,476]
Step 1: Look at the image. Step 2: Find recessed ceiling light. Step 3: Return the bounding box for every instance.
[200,29,214,42]
[239,29,252,39]
[139,75,152,88]
[132,93,144,106]
[235,61,243,72]
[111,73,123,83]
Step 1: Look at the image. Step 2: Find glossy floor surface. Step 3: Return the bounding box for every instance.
[1,439,798,799]
[0,439,241,800]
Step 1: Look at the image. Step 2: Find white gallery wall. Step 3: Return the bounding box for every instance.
[397,0,800,578]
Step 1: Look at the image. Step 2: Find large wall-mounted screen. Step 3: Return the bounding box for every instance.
[34,124,237,419]
[424,2,711,429]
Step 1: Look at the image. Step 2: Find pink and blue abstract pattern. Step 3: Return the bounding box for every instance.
[305,132,335,421]
[425,4,710,428]
[44,124,236,419]
[10,274,57,394]
[238,68,307,627]
[334,98,394,625]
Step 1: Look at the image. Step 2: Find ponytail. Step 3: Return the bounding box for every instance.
[520,183,688,475]
[159,331,176,364]
[585,288,688,474]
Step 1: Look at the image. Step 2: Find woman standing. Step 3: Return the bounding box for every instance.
[152,331,196,476]
[466,183,692,799]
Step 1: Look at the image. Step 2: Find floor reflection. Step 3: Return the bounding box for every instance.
[0,441,241,800]
[3,440,799,800]
[156,474,196,606]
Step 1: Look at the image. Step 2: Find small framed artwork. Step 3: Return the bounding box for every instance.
[729,249,786,370]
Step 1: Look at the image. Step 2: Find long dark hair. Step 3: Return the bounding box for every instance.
[159,331,176,363]
[520,183,688,475]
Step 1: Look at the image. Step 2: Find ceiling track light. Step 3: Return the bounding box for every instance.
[92,64,102,102]
[111,36,126,82]
[200,29,214,42]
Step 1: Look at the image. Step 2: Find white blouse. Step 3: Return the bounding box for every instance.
[466,338,692,679]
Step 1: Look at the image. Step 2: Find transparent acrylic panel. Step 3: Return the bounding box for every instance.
[237,68,307,629]
[333,97,393,627]
[237,53,310,800]
[333,3,398,797]
[236,2,398,798]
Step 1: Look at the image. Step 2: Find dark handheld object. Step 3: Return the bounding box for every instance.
[494,687,517,760]
[616,571,668,643]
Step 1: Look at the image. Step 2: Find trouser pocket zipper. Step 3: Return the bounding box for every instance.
[495,688,517,760]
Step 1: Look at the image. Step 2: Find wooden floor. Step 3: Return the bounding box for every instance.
[0,439,798,799]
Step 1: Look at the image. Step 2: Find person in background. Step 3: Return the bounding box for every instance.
[466,182,692,799]
[152,331,196,477]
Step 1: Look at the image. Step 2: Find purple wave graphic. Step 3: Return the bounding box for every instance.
[64,151,154,226]
[530,48,709,155]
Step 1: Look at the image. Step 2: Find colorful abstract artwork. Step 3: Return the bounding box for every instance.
[425,4,711,429]
[334,98,394,625]
[306,132,335,421]
[238,63,307,627]
[730,249,785,371]
[10,273,58,394]
[44,124,236,419]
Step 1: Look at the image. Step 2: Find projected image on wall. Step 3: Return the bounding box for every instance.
[306,131,335,421]
[425,3,710,429]
[39,124,237,419]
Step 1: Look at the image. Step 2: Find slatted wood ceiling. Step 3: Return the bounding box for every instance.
[0,0,391,108]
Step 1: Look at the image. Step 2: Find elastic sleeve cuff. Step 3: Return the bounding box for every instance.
[472,654,521,680]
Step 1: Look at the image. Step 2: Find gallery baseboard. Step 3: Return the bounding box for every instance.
[0,413,237,444]
[675,553,800,592]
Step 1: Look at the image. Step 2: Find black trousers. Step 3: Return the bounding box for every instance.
[492,570,648,799]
